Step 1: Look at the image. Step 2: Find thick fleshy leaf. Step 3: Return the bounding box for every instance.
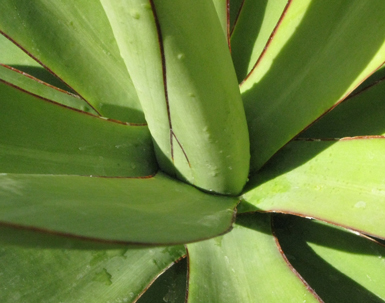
[241,0,385,172]
[230,0,288,82]
[241,138,385,240]
[0,1,144,122]
[0,172,238,244]
[300,78,385,138]
[0,33,73,92]
[0,225,185,303]
[101,0,250,195]
[0,80,156,177]
[0,64,96,113]
[186,213,320,303]
[138,258,187,303]
[274,215,385,302]
[212,0,229,40]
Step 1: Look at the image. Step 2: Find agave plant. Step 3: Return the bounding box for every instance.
[1,0,385,302]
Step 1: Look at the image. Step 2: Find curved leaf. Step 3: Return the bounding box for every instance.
[241,138,385,240]
[0,172,237,244]
[0,225,185,303]
[0,34,73,91]
[212,0,229,40]
[230,0,288,82]
[101,0,249,195]
[241,0,385,172]
[275,215,385,302]
[0,80,156,177]
[0,0,144,122]
[186,213,320,303]
[300,78,385,138]
[0,64,95,113]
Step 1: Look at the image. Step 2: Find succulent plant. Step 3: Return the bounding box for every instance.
[1,0,385,302]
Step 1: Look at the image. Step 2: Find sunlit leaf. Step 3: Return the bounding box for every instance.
[0,172,237,244]
[0,80,156,177]
[242,138,385,239]
[0,0,144,122]
[186,213,320,303]
[241,0,385,172]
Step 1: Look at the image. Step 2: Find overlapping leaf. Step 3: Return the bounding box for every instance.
[241,138,385,240]
[0,225,185,303]
[240,0,385,172]
[187,213,320,302]
[0,0,144,122]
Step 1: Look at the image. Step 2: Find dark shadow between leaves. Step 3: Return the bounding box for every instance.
[138,258,187,303]
[10,65,75,92]
[231,0,268,82]
[273,214,384,303]
[0,224,148,251]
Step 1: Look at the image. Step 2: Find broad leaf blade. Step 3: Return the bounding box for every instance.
[186,213,320,303]
[0,225,185,303]
[0,34,71,91]
[0,172,238,244]
[230,0,288,82]
[275,215,385,302]
[0,80,156,177]
[101,0,250,195]
[241,0,385,172]
[0,64,95,113]
[0,0,144,122]
[242,138,385,240]
[212,0,229,40]
[300,79,385,138]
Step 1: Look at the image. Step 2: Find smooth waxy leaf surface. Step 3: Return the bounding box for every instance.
[212,0,229,39]
[0,34,73,91]
[241,139,385,239]
[0,225,185,303]
[230,0,288,82]
[186,213,320,303]
[0,0,144,122]
[102,0,250,195]
[275,215,385,302]
[0,80,156,177]
[241,0,385,172]
[0,172,238,244]
[300,79,385,138]
[0,64,95,113]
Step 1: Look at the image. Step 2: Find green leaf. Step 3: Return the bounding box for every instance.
[241,0,385,172]
[0,80,156,177]
[101,0,250,195]
[0,64,96,114]
[230,0,288,82]
[274,215,385,302]
[0,34,74,92]
[229,0,244,33]
[212,0,229,39]
[241,138,385,240]
[186,213,320,303]
[300,79,385,138]
[0,0,144,123]
[0,172,238,244]
[138,258,187,303]
[0,225,185,303]
[353,63,385,95]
